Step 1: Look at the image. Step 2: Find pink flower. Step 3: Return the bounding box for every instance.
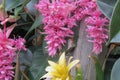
[36,0,109,56]
[0,2,26,79]
[0,24,16,50]
[92,42,102,54]
[85,1,109,54]
[36,0,76,56]
[15,37,26,51]
[0,50,15,80]
[0,25,15,80]
[0,24,26,79]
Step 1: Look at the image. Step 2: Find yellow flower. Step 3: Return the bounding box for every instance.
[42,52,79,80]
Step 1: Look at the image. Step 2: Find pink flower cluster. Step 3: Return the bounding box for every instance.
[83,1,108,54]
[0,25,26,80]
[35,0,109,56]
[0,3,26,80]
[35,0,76,56]
[74,0,108,54]
[86,16,108,54]
[75,0,108,54]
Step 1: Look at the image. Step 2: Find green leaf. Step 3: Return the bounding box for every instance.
[74,64,83,80]
[28,46,58,80]
[14,6,24,16]
[19,49,33,70]
[5,0,25,11]
[90,56,104,80]
[14,0,30,16]
[26,0,38,15]
[109,0,120,43]
[24,15,43,38]
[96,0,117,19]
[29,48,47,80]
[111,58,120,80]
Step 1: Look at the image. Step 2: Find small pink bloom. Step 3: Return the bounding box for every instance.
[15,37,26,51]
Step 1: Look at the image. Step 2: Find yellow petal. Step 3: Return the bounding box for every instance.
[67,73,72,80]
[58,52,66,66]
[52,78,61,80]
[67,60,79,71]
[50,71,61,78]
[48,61,61,73]
[48,60,59,69]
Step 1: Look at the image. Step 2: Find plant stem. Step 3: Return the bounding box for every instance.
[20,70,30,80]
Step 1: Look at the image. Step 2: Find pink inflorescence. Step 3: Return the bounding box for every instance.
[35,0,76,56]
[35,0,109,56]
[84,2,108,54]
[73,0,109,54]
[0,4,26,79]
[0,26,26,80]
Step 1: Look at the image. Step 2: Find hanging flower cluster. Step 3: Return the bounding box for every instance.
[0,3,26,80]
[85,13,108,54]
[72,0,108,54]
[35,0,76,56]
[35,0,108,56]
[83,1,108,54]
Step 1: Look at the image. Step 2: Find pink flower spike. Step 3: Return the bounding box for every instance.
[35,0,77,56]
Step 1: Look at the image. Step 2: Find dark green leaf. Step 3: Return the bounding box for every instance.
[5,0,25,11]
[111,58,120,80]
[19,49,33,70]
[28,46,58,80]
[109,0,120,43]
[25,15,43,38]
[14,0,30,16]
[21,14,27,21]
[96,0,117,19]
[15,6,24,16]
